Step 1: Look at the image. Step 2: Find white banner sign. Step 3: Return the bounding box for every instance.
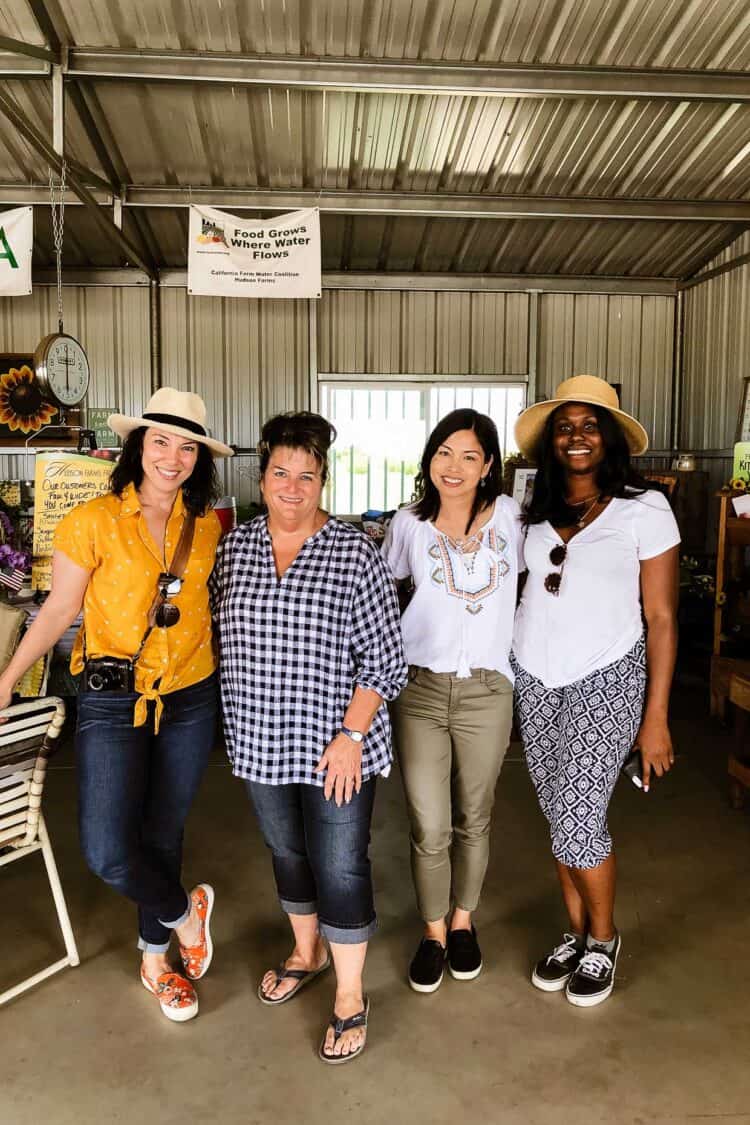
[188,205,321,299]
[0,207,33,297]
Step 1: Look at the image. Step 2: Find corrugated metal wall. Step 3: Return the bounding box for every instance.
[160,291,311,502]
[0,283,678,503]
[317,290,674,453]
[0,285,151,480]
[682,231,750,453]
[537,293,675,451]
[318,290,530,376]
[680,231,750,540]
[0,286,311,505]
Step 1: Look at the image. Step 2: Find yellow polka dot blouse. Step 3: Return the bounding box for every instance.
[53,481,221,728]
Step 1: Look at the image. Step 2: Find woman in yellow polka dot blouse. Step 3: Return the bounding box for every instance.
[0,388,233,1023]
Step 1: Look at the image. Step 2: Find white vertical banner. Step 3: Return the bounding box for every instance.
[188,205,321,299]
[0,207,33,297]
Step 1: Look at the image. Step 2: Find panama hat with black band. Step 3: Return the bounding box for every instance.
[514,374,649,463]
[108,387,234,458]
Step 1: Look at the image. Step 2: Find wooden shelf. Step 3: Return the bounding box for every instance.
[726,516,750,547]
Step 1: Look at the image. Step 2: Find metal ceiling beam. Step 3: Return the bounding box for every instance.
[679,249,750,290]
[0,90,156,278]
[29,267,676,296]
[0,185,111,204]
[318,271,677,296]
[0,35,56,63]
[0,51,49,76]
[27,0,63,55]
[63,49,750,102]
[3,183,749,223]
[122,187,750,223]
[65,81,122,188]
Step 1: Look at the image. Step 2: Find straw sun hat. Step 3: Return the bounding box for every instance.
[108,387,234,458]
[514,374,649,462]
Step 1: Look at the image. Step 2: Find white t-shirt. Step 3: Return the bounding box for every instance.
[381,496,523,681]
[513,489,680,688]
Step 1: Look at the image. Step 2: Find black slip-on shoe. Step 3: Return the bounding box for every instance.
[447,926,482,981]
[408,938,446,993]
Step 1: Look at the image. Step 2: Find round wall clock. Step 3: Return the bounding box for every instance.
[33,332,90,408]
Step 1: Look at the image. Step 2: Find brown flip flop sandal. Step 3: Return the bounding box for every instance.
[257,955,331,1005]
[318,997,369,1065]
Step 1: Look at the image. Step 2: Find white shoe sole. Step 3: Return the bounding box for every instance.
[566,937,620,1007]
[141,975,199,1022]
[565,981,614,1007]
[448,962,482,981]
[408,970,444,994]
[531,970,571,992]
[186,882,215,981]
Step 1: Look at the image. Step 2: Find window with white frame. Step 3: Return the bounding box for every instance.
[319,382,526,516]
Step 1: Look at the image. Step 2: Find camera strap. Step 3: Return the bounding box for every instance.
[132,512,196,664]
[82,511,196,667]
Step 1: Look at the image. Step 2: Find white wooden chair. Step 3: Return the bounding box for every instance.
[0,697,79,1005]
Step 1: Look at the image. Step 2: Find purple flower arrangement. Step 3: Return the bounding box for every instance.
[0,499,31,591]
[0,542,30,571]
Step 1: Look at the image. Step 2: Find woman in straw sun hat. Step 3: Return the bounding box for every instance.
[0,387,232,1023]
[510,375,680,1008]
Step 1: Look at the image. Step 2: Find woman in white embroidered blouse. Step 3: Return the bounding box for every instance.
[382,409,522,993]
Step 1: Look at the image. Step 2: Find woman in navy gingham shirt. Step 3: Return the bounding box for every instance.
[211,411,406,1065]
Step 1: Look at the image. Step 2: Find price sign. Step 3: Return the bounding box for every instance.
[87,407,120,449]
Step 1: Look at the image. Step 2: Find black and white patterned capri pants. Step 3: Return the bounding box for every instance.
[511,638,646,869]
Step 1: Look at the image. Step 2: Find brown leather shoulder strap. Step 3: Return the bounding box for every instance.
[169,512,196,579]
[132,512,197,664]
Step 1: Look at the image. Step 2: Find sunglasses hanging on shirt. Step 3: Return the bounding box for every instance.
[156,573,183,628]
[544,495,602,596]
[544,544,567,595]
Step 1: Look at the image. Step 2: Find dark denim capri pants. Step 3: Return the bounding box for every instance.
[246,777,378,944]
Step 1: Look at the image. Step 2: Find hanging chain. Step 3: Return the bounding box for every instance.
[49,159,66,333]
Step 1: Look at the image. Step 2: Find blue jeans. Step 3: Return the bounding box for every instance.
[76,674,217,953]
[246,779,378,944]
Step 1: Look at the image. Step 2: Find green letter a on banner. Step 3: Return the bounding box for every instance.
[0,227,19,269]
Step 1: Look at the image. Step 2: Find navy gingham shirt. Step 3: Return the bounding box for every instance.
[210,515,407,786]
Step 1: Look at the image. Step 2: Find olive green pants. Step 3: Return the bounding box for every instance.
[391,666,514,923]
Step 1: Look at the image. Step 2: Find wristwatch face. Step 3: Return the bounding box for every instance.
[343,727,364,743]
[36,334,90,407]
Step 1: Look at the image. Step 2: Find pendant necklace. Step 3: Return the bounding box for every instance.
[567,494,600,528]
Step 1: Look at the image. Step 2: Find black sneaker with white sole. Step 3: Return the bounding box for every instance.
[408,938,446,993]
[531,932,585,992]
[447,926,483,980]
[565,935,621,1007]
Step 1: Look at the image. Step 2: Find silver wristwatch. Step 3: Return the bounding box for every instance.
[341,725,365,743]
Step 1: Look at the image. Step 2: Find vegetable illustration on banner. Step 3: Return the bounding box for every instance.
[188,205,321,299]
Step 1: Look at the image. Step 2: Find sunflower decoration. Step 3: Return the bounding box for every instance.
[0,364,58,433]
[730,477,748,492]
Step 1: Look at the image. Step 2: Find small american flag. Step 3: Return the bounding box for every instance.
[0,567,25,591]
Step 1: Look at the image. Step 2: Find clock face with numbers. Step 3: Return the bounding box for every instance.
[33,332,90,408]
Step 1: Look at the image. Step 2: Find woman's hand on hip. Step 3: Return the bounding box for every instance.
[314,733,363,806]
[635,715,674,791]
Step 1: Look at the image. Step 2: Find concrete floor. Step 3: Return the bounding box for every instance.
[2,679,749,1125]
